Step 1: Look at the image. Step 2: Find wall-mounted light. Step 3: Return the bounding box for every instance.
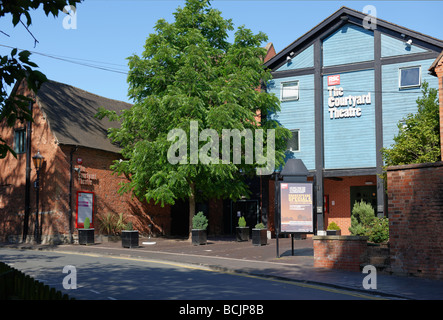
[406,39,413,46]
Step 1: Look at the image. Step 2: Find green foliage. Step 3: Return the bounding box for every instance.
[349,201,375,236]
[254,223,265,229]
[97,213,126,235]
[349,201,389,243]
[124,221,133,231]
[326,221,340,231]
[96,0,291,231]
[382,81,441,166]
[0,0,82,159]
[83,217,90,229]
[238,216,247,228]
[192,211,208,230]
[368,217,389,243]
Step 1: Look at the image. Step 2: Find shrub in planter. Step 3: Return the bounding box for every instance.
[236,217,249,242]
[121,222,139,248]
[78,217,94,245]
[326,221,341,235]
[192,212,208,245]
[252,223,267,246]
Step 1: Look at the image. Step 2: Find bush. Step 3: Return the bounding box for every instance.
[192,211,208,230]
[97,213,126,235]
[327,221,340,230]
[349,201,375,236]
[238,217,247,228]
[349,201,389,243]
[369,217,389,243]
[84,217,90,229]
[254,223,266,229]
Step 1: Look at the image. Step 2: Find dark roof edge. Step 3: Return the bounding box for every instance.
[265,6,443,70]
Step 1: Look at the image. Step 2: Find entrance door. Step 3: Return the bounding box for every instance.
[231,200,259,235]
[350,186,377,213]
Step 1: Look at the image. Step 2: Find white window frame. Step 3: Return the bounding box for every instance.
[399,66,421,89]
[280,80,299,101]
[287,129,300,152]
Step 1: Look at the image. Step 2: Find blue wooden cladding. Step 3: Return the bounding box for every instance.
[267,19,441,171]
[323,24,374,66]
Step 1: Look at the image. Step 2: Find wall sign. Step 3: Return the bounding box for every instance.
[76,191,94,228]
[75,165,98,185]
[280,182,314,233]
[327,74,372,120]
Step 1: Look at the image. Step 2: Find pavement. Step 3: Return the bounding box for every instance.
[1,235,443,300]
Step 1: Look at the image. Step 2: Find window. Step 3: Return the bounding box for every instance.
[281,81,299,101]
[287,129,300,152]
[14,128,26,154]
[399,66,421,89]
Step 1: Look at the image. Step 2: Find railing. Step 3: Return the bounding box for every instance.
[0,262,73,300]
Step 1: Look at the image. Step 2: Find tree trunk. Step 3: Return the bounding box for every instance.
[188,182,196,240]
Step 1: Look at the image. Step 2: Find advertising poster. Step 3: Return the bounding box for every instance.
[76,191,94,228]
[280,182,313,233]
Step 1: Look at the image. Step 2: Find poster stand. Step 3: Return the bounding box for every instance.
[275,159,316,258]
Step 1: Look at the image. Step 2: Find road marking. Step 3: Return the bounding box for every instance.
[52,250,387,300]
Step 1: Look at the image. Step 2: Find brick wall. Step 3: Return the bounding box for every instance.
[313,235,368,272]
[387,162,443,279]
[0,90,170,243]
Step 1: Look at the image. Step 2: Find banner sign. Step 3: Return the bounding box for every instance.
[76,191,94,228]
[280,182,314,233]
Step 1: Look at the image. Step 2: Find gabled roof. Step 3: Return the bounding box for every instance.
[265,6,443,71]
[429,51,443,76]
[36,80,131,154]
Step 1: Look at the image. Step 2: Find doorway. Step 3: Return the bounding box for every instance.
[350,185,377,213]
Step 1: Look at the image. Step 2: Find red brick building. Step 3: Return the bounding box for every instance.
[0,80,172,243]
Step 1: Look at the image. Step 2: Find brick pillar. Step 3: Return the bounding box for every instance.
[434,61,443,161]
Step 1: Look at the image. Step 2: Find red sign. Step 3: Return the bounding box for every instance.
[77,157,83,165]
[328,75,340,86]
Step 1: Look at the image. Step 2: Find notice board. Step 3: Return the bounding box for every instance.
[76,191,94,228]
[279,182,314,233]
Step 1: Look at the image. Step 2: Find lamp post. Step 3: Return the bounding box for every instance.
[32,150,44,243]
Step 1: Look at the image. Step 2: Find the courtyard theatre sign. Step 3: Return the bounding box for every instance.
[327,75,371,120]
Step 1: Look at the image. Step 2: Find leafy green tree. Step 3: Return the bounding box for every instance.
[382,81,440,166]
[97,0,290,237]
[0,0,82,158]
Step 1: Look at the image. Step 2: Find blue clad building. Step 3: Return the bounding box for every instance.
[264,7,443,233]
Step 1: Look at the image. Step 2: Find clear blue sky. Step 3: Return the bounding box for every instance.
[1,1,442,104]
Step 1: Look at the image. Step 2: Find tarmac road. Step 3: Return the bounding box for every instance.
[0,248,384,301]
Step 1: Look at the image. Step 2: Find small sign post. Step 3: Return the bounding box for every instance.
[275,159,316,258]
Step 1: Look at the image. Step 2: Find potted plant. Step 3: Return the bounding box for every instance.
[252,222,267,246]
[326,221,341,235]
[121,222,139,248]
[236,217,249,242]
[191,211,208,245]
[78,217,94,245]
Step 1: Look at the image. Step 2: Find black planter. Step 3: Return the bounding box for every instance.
[121,230,139,248]
[78,228,94,245]
[252,229,267,246]
[192,229,207,245]
[326,230,341,236]
[236,227,249,242]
